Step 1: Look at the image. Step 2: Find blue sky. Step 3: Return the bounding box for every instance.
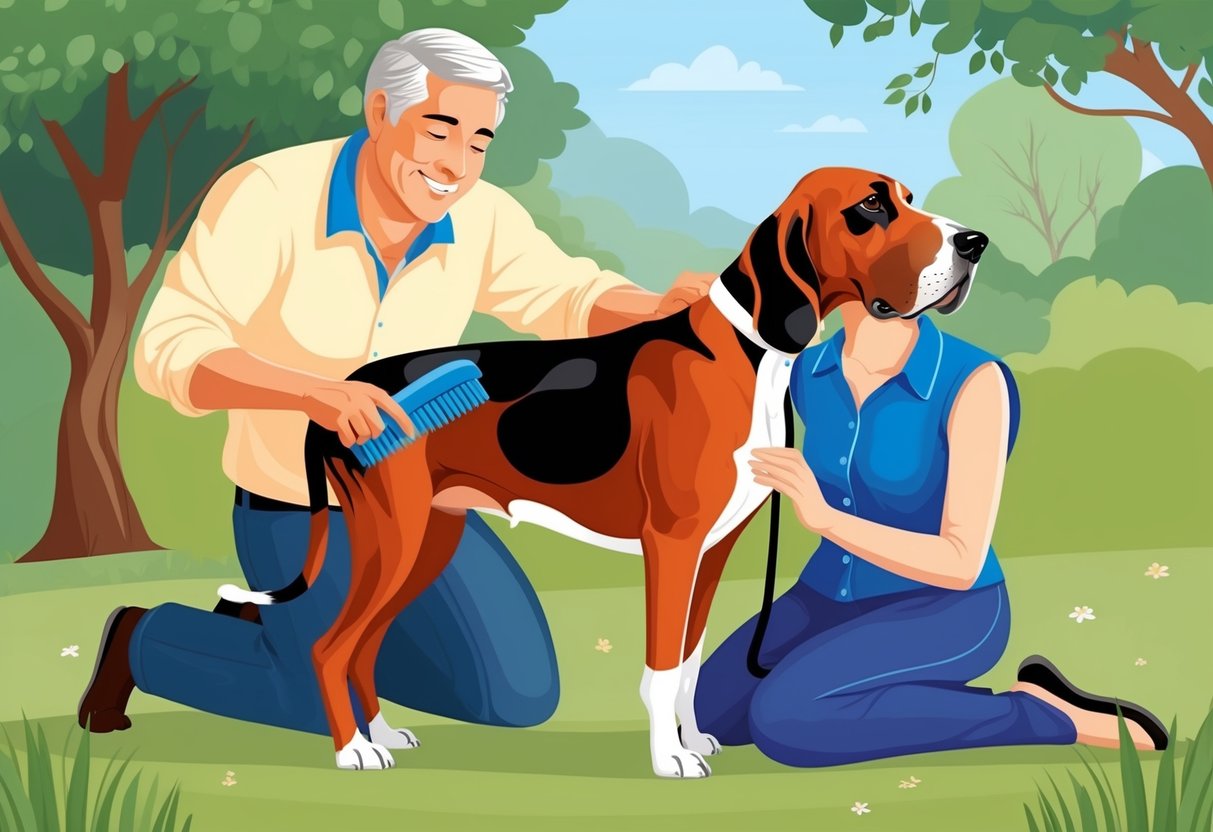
[525,0,1203,223]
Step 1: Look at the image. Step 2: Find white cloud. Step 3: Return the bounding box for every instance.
[624,45,802,92]
[1141,148,1165,179]
[778,116,868,134]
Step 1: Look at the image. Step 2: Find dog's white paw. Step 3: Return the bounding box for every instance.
[681,730,721,757]
[335,734,395,771]
[652,747,711,779]
[367,713,420,749]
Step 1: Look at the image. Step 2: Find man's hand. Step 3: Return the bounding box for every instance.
[301,380,417,448]
[656,271,717,316]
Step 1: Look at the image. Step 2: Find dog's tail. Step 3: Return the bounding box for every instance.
[745,391,794,678]
[217,428,332,607]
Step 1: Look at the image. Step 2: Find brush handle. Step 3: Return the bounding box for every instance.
[350,359,486,467]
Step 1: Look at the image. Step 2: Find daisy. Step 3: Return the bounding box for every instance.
[1135,658,1147,667]
[1144,563,1169,579]
[851,802,871,815]
[221,770,237,787]
[1068,606,1096,624]
[595,638,613,654]
[60,645,79,658]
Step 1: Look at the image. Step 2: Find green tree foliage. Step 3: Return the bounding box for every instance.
[925,79,1139,272]
[802,0,1213,187]
[0,0,579,561]
[1089,165,1213,302]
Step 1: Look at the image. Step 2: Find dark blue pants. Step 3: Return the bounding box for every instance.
[695,581,1076,767]
[129,503,559,734]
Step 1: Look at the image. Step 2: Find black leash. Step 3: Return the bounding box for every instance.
[746,390,795,678]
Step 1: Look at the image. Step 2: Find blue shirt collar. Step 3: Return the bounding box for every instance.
[810,315,944,400]
[325,128,455,246]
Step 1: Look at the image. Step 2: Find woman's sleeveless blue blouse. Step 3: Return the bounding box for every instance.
[790,316,1020,601]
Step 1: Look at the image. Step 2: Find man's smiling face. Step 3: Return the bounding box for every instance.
[365,73,498,223]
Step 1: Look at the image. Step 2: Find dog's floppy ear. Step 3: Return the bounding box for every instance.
[722,203,821,353]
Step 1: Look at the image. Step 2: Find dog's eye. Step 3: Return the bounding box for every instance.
[871,299,897,318]
[860,195,882,213]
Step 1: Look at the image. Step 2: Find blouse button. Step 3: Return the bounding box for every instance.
[840,588,849,597]
[842,554,851,564]
[839,456,848,465]
[842,497,852,507]
[847,421,855,430]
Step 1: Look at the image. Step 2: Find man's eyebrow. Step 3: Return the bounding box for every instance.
[423,114,459,125]
[474,127,495,139]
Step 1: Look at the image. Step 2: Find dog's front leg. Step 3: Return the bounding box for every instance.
[640,526,711,779]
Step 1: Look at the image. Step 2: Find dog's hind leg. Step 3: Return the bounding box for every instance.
[351,508,467,751]
[676,519,753,759]
[313,451,435,771]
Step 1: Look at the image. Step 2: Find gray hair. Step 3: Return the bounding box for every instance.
[364,28,513,127]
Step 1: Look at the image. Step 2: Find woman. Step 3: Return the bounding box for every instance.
[694,300,1168,768]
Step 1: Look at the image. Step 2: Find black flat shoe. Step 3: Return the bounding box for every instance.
[1017,655,1169,751]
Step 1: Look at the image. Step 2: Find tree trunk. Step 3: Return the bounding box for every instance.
[19,338,159,562]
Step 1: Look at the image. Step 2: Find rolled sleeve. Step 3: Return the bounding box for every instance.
[476,188,632,339]
[133,163,287,416]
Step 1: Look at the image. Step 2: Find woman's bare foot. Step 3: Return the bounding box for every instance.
[1011,681,1154,750]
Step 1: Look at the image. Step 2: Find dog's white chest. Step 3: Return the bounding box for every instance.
[702,350,791,552]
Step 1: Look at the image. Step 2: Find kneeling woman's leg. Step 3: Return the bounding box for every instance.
[748,583,1077,768]
[694,581,826,746]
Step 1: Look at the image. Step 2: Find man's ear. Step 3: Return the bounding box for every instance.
[729,204,821,352]
[365,89,389,138]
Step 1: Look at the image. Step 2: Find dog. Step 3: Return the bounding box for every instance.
[222,167,985,776]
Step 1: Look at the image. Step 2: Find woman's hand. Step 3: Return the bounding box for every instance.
[749,448,837,533]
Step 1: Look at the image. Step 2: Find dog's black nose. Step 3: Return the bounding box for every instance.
[954,231,989,263]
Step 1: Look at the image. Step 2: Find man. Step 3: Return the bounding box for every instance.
[78,28,713,742]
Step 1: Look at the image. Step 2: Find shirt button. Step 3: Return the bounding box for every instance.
[848,421,855,430]
[372,351,379,358]
[839,456,848,465]
[377,321,384,328]
[840,588,849,597]
[842,497,851,507]
[842,555,851,564]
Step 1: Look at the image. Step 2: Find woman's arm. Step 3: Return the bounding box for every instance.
[750,362,1011,591]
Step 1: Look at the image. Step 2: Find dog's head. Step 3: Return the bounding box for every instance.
[720,167,987,353]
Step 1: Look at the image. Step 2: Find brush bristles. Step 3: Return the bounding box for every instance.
[351,379,489,468]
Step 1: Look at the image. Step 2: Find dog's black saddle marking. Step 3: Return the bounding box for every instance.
[347,309,713,485]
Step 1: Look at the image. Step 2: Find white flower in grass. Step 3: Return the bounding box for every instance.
[221,770,237,787]
[851,801,871,815]
[1068,606,1096,624]
[898,775,922,788]
[595,638,613,653]
[60,645,79,658]
[1135,658,1148,667]
[1144,562,1169,579]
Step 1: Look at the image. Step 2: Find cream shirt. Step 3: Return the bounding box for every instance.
[133,135,631,505]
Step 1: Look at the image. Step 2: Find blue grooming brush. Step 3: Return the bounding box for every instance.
[350,359,489,468]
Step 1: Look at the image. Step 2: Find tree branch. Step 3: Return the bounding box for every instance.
[130,120,254,311]
[1180,63,1199,93]
[1042,83,1173,125]
[0,189,91,350]
[132,76,198,136]
[39,119,96,197]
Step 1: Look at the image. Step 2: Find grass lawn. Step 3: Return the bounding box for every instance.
[2,545,1209,831]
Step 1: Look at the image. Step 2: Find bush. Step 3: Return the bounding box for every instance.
[1007,278,1213,373]
[0,719,192,832]
[996,349,1213,556]
[1088,167,1213,304]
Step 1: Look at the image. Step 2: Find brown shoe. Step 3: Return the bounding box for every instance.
[78,606,146,733]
